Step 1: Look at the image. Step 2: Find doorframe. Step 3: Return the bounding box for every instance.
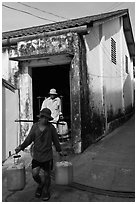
[27,57,82,153]
[14,47,82,152]
[31,63,72,127]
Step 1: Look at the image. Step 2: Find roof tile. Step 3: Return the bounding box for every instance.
[2,9,128,39]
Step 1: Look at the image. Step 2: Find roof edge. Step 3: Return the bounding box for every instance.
[2,9,128,39]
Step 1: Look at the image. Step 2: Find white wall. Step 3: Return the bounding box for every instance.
[84,26,104,115]
[18,64,33,143]
[121,18,134,111]
[85,16,134,124]
[2,85,6,161]
[2,49,9,81]
[2,48,19,85]
[102,18,123,120]
[2,84,19,160]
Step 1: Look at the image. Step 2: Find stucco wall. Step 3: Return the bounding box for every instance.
[84,16,134,142]
[2,47,19,87]
[2,84,19,160]
[18,64,33,142]
[2,85,6,161]
[8,32,82,153]
[84,26,103,115]
[2,19,134,152]
[102,17,134,119]
[102,18,123,122]
[2,48,9,81]
[2,47,20,160]
[2,32,83,153]
[121,18,134,113]
[84,26,106,141]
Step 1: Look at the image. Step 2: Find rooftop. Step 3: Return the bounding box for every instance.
[2,9,135,59]
[2,9,128,39]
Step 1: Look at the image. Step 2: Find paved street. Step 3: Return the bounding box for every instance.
[2,115,135,202]
[73,115,135,192]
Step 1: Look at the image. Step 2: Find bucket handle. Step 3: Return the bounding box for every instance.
[14,155,21,164]
[14,155,21,158]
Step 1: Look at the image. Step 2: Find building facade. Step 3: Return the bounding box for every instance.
[2,9,135,156]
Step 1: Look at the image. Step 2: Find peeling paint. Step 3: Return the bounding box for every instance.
[2,11,135,158]
[17,33,74,57]
[9,46,18,58]
[3,24,134,153]
[14,32,82,150]
[70,34,82,153]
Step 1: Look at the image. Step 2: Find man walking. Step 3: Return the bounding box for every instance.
[41,89,62,126]
[15,108,63,201]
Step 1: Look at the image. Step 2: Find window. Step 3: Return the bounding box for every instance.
[111,38,116,65]
[133,66,135,78]
[125,55,128,74]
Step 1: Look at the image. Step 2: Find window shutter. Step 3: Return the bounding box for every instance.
[111,38,116,65]
[125,55,128,74]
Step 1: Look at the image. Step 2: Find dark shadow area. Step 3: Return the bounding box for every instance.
[32,64,71,126]
[123,74,133,114]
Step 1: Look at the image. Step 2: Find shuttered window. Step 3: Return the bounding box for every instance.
[125,55,128,74]
[111,38,116,65]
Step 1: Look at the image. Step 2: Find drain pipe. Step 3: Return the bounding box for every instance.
[2,25,89,47]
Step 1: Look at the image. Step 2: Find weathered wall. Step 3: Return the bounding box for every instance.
[2,20,134,153]
[84,26,106,143]
[70,34,82,153]
[2,48,9,81]
[121,17,134,113]
[102,17,134,120]
[17,33,74,57]
[2,46,19,87]
[2,47,20,160]
[17,63,33,143]
[84,26,104,114]
[8,32,82,153]
[2,85,6,161]
[2,82,19,160]
[79,34,95,150]
[102,17,123,122]
[83,16,134,145]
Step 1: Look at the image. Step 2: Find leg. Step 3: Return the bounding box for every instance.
[42,160,53,201]
[44,170,51,193]
[39,168,46,186]
[32,166,44,198]
[42,170,51,201]
[32,167,41,184]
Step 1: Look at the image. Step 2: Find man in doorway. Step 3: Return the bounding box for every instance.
[15,108,63,201]
[41,89,62,127]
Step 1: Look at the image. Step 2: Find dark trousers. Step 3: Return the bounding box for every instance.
[32,159,53,192]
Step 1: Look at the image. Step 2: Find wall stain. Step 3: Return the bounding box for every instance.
[3,31,134,152]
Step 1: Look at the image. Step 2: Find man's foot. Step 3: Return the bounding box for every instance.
[42,191,50,201]
[35,185,43,198]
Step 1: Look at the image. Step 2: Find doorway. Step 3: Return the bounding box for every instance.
[32,64,71,127]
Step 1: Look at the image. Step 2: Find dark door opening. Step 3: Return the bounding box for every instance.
[32,64,71,127]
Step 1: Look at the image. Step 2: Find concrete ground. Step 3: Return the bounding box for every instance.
[72,115,135,192]
[2,115,135,202]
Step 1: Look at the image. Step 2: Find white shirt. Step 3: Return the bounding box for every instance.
[41,97,62,122]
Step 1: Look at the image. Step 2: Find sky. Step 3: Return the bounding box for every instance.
[2,2,135,37]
